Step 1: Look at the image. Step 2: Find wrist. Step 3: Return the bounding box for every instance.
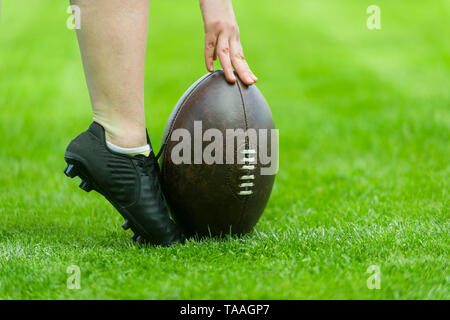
[200,0,233,12]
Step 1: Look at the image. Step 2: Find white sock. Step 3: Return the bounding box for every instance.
[106,141,151,157]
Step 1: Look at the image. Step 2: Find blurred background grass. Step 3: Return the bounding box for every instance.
[0,0,448,299]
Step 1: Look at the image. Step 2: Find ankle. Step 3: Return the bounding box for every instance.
[105,129,147,148]
[94,119,147,148]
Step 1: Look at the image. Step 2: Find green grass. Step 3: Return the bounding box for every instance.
[0,0,449,299]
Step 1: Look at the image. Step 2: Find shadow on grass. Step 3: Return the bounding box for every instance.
[0,220,257,250]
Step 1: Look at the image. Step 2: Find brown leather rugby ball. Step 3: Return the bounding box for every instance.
[159,70,277,237]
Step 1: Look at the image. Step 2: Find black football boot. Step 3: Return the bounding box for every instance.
[63,122,184,246]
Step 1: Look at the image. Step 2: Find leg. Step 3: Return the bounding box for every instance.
[65,0,184,245]
[71,0,149,148]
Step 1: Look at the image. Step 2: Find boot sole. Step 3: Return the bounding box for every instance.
[64,156,151,245]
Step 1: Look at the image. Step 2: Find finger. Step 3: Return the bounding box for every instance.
[213,45,217,61]
[204,33,218,72]
[246,63,258,83]
[230,41,254,85]
[216,34,236,83]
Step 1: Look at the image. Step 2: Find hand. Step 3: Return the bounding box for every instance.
[199,0,258,85]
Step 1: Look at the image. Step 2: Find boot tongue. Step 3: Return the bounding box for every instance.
[134,154,147,160]
[134,153,156,163]
[137,150,157,161]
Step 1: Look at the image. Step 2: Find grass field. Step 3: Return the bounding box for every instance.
[0,0,449,299]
